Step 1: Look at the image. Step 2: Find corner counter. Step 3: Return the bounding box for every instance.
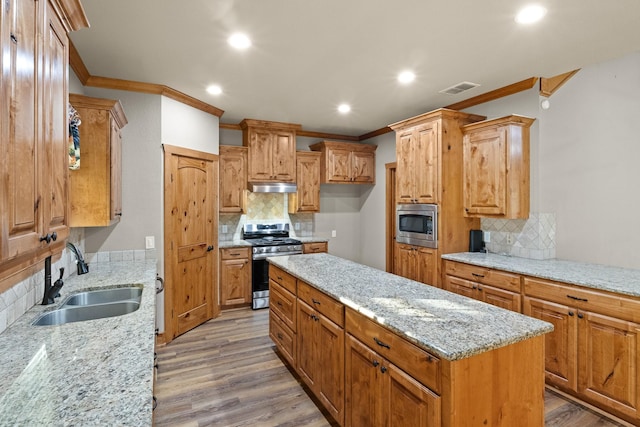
[0,260,157,426]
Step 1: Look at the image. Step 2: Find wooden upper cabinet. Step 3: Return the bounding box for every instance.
[395,122,439,204]
[462,115,535,219]
[68,94,128,227]
[219,145,247,213]
[289,151,321,213]
[309,140,377,184]
[240,119,300,183]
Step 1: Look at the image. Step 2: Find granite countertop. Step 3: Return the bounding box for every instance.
[219,236,329,249]
[0,260,157,426]
[268,254,552,361]
[442,253,640,298]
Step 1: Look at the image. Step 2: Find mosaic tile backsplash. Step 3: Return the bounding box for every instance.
[219,193,315,241]
[482,212,556,260]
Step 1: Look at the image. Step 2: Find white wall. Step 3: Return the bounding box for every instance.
[161,97,219,154]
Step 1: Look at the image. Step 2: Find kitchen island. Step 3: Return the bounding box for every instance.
[268,253,552,426]
[0,260,157,426]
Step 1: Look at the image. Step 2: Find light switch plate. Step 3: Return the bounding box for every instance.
[331,230,337,237]
[145,236,155,249]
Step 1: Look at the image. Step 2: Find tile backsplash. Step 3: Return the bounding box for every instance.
[482,212,556,260]
[219,193,315,241]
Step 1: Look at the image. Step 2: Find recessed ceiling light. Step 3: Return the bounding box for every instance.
[206,85,222,95]
[515,5,547,24]
[338,104,351,114]
[228,33,251,49]
[398,71,415,84]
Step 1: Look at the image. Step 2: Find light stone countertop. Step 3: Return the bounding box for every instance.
[442,252,640,298]
[268,253,552,361]
[0,260,157,426]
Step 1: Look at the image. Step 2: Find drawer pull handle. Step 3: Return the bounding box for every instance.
[277,332,283,340]
[427,355,434,363]
[312,298,321,305]
[276,301,283,307]
[567,294,588,302]
[229,252,240,256]
[277,276,283,280]
[372,360,380,367]
[373,337,391,349]
[471,273,485,278]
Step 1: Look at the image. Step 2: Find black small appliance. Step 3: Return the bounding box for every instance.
[469,229,485,252]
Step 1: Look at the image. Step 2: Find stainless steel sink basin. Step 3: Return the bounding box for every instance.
[33,301,140,326]
[62,287,142,306]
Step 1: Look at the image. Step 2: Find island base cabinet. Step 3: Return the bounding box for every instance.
[345,335,441,427]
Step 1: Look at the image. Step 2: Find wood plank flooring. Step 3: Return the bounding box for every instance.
[154,308,629,427]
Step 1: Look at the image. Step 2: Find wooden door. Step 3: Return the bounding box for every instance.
[352,151,375,183]
[385,162,397,273]
[2,0,42,260]
[110,118,123,219]
[523,297,577,390]
[327,147,352,182]
[395,129,415,203]
[578,311,639,420]
[271,130,296,182]
[394,242,416,281]
[219,146,247,213]
[220,258,250,306]
[345,335,382,427]
[41,0,69,245]
[481,284,521,312]
[414,123,439,204]
[297,300,318,389]
[293,152,320,212]
[416,247,437,287]
[386,362,441,427]
[247,128,273,181]
[163,145,219,342]
[317,314,345,424]
[463,127,507,216]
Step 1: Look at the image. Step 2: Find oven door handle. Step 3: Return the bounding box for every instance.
[252,251,303,260]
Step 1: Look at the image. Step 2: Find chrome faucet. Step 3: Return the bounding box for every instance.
[42,256,64,305]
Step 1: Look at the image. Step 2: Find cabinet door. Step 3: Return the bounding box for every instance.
[345,334,383,427]
[394,243,416,281]
[271,130,296,182]
[247,128,273,181]
[352,151,375,183]
[2,0,42,260]
[578,311,639,420]
[110,118,123,218]
[480,283,521,312]
[386,363,441,427]
[523,297,578,391]
[220,258,250,305]
[317,314,345,424]
[414,123,438,204]
[395,129,415,203]
[416,247,437,287]
[41,0,69,243]
[463,127,507,216]
[297,300,318,389]
[445,276,478,300]
[327,147,352,182]
[219,147,247,213]
[293,152,320,212]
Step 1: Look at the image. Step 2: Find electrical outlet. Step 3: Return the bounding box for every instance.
[506,233,514,245]
[484,231,491,243]
[331,230,337,238]
[294,222,300,230]
[221,225,228,233]
[145,236,155,249]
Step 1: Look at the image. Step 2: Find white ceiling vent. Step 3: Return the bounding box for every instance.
[440,81,480,95]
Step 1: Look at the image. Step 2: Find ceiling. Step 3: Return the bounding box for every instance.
[70,0,640,136]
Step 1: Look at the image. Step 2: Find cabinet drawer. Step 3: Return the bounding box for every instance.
[345,308,441,394]
[220,247,250,260]
[269,265,297,294]
[303,242,328,254]
[524,277,640,323]
[298,280,344,327]
[270,281,296,331]
[269,311,296,368]
[444,260,521,292]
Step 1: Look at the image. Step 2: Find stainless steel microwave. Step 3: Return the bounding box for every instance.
[396,204,438,248]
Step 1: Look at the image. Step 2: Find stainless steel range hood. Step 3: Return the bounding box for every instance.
[249,182,298,193]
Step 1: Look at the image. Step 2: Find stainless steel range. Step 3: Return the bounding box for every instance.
[243,224,302,309]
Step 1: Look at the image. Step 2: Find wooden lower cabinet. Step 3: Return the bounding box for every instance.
[445,275,521,312]
[219,248,251,307]
[345,334,441,427]
[524,276,640,424]
[302,241,328,254]
[394,243,437,286]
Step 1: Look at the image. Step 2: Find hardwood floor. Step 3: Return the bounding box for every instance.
[154,308,629,427]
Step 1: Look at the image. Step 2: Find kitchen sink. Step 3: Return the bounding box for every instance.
[62,287,142,306]
[33,301,140,326]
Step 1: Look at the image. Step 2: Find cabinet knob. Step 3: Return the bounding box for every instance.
[568,311,574,317]
[380,366,387,374]
[577,313,584,319]
[207,245,214,252]
[372,360,380,367]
